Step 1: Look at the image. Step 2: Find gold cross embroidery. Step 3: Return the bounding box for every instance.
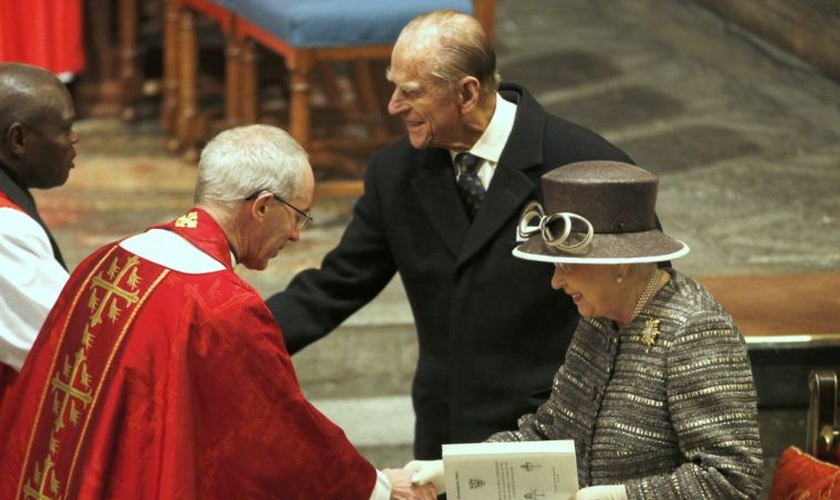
[50,349,93,432]
[22,457,60,500]
[175,211,198,228]
[20,251,165,500]
[87,256,141,327]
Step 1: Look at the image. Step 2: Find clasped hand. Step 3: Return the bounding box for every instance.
[573,484,628,500]
[382,467,439,500]
[404,459,445,493]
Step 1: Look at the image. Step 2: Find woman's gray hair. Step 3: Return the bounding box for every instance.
[194,124,310,204]
[399,10,500,95]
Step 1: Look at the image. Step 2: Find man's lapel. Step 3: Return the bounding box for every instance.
[411,149,471,259]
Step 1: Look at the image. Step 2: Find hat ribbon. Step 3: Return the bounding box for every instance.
[516,201,594,253]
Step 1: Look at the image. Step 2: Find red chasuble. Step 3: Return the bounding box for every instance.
[0,209,376,499]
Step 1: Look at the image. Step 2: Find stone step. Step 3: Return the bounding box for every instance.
[291,277,417,469]
[356,444,415,471]
[309,395,415,469]
[291,277,417,400]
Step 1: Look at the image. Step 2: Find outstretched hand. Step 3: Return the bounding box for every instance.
[404,459,445,493]
[382,468,438,500]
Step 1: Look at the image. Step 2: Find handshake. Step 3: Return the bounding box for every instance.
[381,460,444,499]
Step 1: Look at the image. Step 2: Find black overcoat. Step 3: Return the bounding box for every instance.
[267,83,633,458]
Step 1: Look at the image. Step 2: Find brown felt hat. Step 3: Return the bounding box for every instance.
[513,161,689,264]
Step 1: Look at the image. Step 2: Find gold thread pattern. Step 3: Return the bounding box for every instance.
[19,251,167,500]
[175,211,198,228]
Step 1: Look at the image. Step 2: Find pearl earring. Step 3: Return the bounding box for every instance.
[616,276,624,283]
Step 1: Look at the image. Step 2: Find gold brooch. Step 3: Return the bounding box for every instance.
[640,319,660,352]
[175,211,199,228]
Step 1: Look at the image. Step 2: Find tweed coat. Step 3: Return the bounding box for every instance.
[266,83,633,459]
[488,271,764,499]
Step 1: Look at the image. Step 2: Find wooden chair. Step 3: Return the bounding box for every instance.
[75,0,161,120]
[229,0,495,193]
[162,0,240,160]
[807,368,840,463]
[163,0,495,193]
[231,0,494,142]
[769,369,840,500]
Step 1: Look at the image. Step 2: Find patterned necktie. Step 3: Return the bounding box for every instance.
[455,152,485,221]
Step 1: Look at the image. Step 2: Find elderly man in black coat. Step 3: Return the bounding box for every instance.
[266,9,633,459]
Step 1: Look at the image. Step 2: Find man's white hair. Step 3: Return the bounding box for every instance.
[194,124,310,204]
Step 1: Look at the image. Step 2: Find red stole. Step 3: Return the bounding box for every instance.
[151,208,236,270]
[0,209,376,499]
[0,191,22,210]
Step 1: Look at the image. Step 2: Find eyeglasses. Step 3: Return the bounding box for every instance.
[274,194,314,230]
[245,190,314,230]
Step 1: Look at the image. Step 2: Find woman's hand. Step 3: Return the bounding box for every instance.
[382,468,439,499]
[404,459,446,493]
[574,485,628,500]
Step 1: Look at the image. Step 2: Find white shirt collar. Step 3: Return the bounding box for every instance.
[462,93,517,163]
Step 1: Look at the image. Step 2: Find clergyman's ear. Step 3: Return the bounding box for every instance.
[6,123,27,156]
[249,192,272,219]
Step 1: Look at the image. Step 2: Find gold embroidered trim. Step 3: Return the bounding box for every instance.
[175,211,199,228]
[18,247,169,499]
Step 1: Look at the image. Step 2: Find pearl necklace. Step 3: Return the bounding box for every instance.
[631,269,664,320]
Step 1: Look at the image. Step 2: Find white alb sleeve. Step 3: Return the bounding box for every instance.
[0,209,68,370]
[368,469,391,500]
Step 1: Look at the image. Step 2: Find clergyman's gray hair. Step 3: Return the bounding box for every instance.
[194,124,310,204]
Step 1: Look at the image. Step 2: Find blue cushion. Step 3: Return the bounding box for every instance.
[228,0,475,48]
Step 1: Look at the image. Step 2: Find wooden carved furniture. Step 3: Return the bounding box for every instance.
[162,0,239,159]
[768,369,840,500]
[162,0,496,192]
[807,368,840,462]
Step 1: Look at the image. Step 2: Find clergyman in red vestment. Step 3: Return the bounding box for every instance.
[0,125,438,500]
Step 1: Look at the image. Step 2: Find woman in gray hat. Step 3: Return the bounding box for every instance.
[408,161,764,499]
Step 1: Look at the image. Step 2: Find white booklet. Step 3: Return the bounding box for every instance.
[442,439,578,500]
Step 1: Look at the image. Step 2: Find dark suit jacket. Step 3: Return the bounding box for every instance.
[266,83,633,459]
